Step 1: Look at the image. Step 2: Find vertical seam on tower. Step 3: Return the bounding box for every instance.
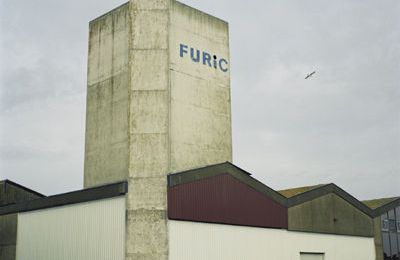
[126,2,134,259]
[110,10,115,152]
[166,1,172,259]
[167,1,172,178]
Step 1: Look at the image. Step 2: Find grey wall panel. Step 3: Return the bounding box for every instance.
[288,193,374,237]
[16,197,125,260]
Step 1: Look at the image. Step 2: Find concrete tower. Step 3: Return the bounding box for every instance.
[84,0,231,259]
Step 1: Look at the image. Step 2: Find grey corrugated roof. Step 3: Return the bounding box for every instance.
[279,184,326,198]
[0,181,128,216]
[363,197,399,209]
[363,197,400,217]
[1,179,45,198]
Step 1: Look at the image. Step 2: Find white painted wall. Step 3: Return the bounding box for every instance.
[169,220,375,260]
[16,197,125,260]
[301,254,325,260]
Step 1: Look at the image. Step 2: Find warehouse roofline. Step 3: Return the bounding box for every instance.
[364,197,400,217]
[284,183,374,217]
[0,181,128,216]
[279,184,326,198]
[2,166,396,219]
[363,197,398,209]
[168,162,287,206]
[1,179,45,198]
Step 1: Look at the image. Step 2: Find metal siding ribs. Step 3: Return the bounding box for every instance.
[168,174,288,228]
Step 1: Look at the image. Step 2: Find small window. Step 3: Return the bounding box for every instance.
[382,219,390,231]
[382,213,389,231]
[300,252,325,260]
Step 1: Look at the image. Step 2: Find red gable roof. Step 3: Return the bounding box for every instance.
[168,172,287,229]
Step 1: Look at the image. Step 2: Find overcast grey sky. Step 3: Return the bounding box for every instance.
[0,0,399,199]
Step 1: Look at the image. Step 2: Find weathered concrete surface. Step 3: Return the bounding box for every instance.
[288,193,374,237]
[84,1,231,259]
[84,3,130,187]
[169,1,232,172]
[127,1,170,259]
[0,214,17,260]
[373,217,383,260]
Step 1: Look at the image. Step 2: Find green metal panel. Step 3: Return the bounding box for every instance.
[0,245,16,260]
[0,214,17,260]
[373,217,384,260]
[288,193,373,237]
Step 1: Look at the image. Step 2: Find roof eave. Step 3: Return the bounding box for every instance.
[0,181,128,216]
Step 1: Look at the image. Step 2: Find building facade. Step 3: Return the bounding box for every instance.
[0,1,398,260]
[0,164,378,260]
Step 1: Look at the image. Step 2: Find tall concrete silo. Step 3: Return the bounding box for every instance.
[83,0,232,258]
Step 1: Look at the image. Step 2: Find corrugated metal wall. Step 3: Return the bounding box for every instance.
[16,196,125,260]
[169,220,375,260]
[168,174,287,228]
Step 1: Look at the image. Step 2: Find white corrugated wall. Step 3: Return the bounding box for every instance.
[16,196,125,260]
[169,220,375,260]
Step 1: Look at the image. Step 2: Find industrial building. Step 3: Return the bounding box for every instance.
[1,164,381,260]
[1,163,397,259]
[0,1,398,260]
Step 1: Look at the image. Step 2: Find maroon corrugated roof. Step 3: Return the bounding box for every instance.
[168,173,288,229]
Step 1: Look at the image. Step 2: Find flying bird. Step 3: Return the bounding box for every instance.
[305,71,316,79]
